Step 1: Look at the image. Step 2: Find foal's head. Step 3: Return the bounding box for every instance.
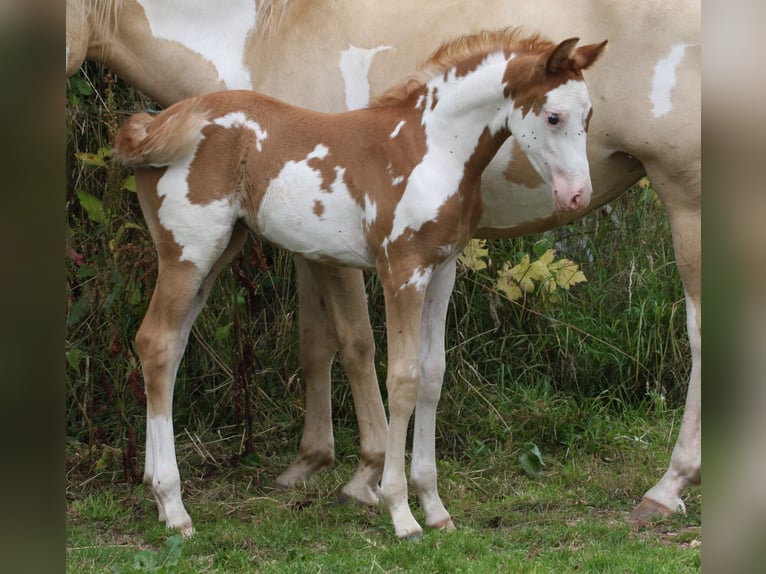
[502,34,607,211]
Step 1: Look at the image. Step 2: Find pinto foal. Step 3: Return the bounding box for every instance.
[114,28,605,539]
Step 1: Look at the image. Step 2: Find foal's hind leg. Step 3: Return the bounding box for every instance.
[139,224,247,535]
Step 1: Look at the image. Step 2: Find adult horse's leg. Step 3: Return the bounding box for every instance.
[277,260,388,504]
[410,260,457,531]
[274,256,339,487]
[632,161,701,521]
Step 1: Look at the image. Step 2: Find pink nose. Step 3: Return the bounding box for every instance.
[553,188,585,212]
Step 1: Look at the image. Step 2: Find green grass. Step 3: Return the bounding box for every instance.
[66,407,701,573]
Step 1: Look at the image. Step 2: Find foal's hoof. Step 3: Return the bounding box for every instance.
[629,497,674,525]
[399,529,423,542]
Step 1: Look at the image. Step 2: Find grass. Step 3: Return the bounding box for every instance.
[66,406,701,573]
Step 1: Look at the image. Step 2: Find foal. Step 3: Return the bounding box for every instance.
[114,28,605,539]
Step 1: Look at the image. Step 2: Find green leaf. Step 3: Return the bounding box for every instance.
[75,146,112,167]
[519,442,545,478]
[122,175,136,192]
[76,264,97,279]
[215,322,234,342]
[76,189,104,223]
[71,75,93,96]
[67,297,90,328]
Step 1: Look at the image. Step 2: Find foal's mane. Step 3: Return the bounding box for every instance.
[371,27,553,108]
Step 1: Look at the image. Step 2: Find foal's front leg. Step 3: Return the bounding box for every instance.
[378,279,427,539]
[411,260,458,531]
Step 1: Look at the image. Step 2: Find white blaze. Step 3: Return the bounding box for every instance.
[137,0,255,89]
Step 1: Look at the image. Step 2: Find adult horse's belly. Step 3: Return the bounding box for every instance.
[476,135,646,239]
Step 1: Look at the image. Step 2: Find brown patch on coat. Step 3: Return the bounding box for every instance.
[503,139,546,188]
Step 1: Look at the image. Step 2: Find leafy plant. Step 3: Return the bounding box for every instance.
[519,441,545,478]
[112,536,182,574]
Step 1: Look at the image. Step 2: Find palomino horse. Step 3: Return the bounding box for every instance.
[67,0,700,529]
[113,30,606,538]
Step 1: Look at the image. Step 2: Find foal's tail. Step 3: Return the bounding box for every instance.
[113,98,211,166]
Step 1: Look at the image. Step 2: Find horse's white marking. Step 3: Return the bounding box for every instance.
[257,145,371,267]
[213,112,268,151]
[400,265,434,292]
[136,0,255,89]
[363,195,378,226]
[386,53,511,247]
[650,44,688,118]
[642,291,701,512]
[155,131,239,269]
[339,44,392,110]
[390,120,406,139]
[146,414,188,528]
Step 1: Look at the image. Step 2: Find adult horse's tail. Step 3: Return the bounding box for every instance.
[113,98,210,166]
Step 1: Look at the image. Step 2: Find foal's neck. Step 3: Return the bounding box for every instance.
[411,52,512,173]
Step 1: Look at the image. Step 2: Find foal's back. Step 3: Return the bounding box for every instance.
[116,90,410,269]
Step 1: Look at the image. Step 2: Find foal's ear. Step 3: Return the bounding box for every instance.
[545,37,580,73]
[573,40,608,71]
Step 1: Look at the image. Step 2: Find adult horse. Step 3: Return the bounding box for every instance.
[67,0,700,530]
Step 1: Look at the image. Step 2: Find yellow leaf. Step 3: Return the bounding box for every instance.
[537,248,556,266]
[548,257,587,290]
[458,239,489,272]
[496,263,523,301]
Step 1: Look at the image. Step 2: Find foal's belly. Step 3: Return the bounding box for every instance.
[253,179,373,269]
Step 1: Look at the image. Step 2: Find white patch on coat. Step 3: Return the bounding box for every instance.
[212,112,268,151]
[363,195,378,226]
[650,44,688,118]
[257,144,371,267]
[385,52,511,246]
[400,265,434,292]
[390,120,406,139]
[137,0,255,89]
[153,125,239,270]
[339,44,392,110]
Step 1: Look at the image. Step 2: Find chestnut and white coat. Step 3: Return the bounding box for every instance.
[114,30,605,538]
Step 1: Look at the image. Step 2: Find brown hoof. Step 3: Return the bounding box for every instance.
[428,517,456,532]
[629,497,674,525]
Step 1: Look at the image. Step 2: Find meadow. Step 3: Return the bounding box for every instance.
[66,63,700,572]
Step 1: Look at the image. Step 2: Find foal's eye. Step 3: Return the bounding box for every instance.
[547,113,560,126]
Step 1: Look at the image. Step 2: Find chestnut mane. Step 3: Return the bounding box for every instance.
[371,27,554,107]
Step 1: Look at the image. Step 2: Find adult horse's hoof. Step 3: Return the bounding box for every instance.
[429,517,456,532]
[629,497,674,525]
